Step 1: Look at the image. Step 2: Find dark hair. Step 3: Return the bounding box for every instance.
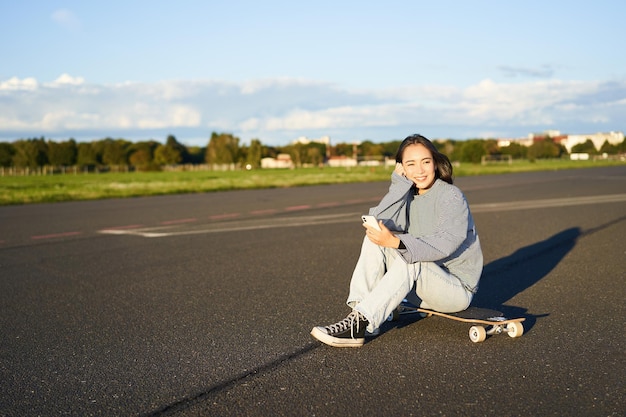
[395,134,454,184]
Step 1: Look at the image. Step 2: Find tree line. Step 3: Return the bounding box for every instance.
[1,132,624,171]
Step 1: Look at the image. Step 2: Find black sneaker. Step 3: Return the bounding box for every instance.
[310,310,368,347]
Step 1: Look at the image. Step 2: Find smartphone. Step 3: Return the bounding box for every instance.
[361,215,381,231]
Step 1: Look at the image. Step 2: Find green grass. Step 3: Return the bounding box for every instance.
[453,158,624,176]
[1,159,623,206]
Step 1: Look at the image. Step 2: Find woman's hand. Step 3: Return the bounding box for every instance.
[363,220,402,248]
[394,162,405,177]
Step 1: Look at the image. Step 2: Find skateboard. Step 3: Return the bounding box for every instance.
[388,300,525,343]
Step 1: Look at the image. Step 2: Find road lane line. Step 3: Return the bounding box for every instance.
[315,202,341,208]
[104,224,144,230]
[285,205,311,211]
[209,213,241,220]
[99,213,357,237]
[472,193,626,213]
[97,193,626,239]
[160,218,197,225]
[249,209,279,215]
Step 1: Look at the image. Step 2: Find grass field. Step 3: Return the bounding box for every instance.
[1,159,623,206]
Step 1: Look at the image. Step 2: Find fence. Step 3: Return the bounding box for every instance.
[0,163,242,176]
[481,155,513,165]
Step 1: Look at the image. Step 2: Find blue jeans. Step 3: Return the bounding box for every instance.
[347,237,472,333]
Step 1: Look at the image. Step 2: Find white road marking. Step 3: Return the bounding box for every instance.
[471,193,626,213]
[98,194,626,238]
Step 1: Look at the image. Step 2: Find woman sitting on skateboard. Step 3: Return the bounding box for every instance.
[311,134,483,347]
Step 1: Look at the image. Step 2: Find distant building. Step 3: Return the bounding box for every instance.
[261,153,294,169]
[327,155,357,167]
[529,131,568,146]
[560,131,624,153]
[498,130,624,153]
[532,130,562,138]
[497,137,533,148]
[570,153,590,160]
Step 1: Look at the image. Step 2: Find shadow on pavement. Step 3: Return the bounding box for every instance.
[473,214,626,330]
[389,214,626,335]
[472,227,581,329]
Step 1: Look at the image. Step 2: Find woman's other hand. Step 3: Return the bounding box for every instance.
[363,221,402,249]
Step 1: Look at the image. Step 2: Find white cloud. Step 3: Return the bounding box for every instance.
[132,103,201,129]
[49,74,85,86]
[0,76,38,91]
[51,9,82,32]
[0,74,624,144]
[0,116,30,129]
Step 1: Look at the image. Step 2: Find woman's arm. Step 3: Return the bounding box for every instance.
[398,187,470,263]
[368,170,414,231]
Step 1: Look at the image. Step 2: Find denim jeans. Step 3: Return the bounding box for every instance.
[347,237,472,333]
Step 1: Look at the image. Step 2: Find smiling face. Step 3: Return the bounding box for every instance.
[401,143,437,194]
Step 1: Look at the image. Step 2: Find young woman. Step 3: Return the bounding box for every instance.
[311,134,483,347]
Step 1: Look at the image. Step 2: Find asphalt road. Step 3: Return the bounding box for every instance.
[1,166,625,416]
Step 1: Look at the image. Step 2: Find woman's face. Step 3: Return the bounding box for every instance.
[401,143,436,193]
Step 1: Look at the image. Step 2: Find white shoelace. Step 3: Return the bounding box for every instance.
[325,311,363,338]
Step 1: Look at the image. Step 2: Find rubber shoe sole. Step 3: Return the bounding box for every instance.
[310,326,365,348]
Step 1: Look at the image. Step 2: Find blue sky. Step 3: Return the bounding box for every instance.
[1,0,624,146]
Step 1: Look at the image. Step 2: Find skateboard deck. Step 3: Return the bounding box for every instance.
[389,301,525,343]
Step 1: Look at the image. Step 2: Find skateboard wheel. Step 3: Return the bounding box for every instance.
[469,326,487,343]
[387,309,399,322]
[506,322,524,338]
